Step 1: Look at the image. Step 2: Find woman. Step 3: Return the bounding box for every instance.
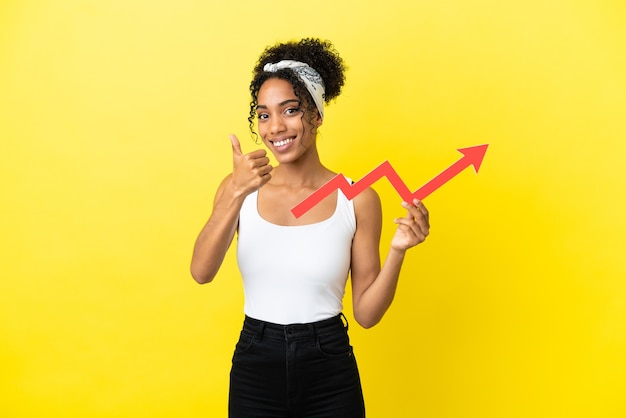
[190,38,430,418]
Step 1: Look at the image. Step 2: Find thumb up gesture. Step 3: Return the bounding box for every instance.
[229,134,273,197]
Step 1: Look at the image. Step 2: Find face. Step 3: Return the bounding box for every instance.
[256,77,322,164]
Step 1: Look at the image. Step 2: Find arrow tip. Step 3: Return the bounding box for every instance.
[457,144,489,173]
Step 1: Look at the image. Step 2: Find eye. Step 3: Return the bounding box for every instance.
[257,112,269,121]
[285,107,301,116]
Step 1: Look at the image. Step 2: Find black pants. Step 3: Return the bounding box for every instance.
[229,314,365,418]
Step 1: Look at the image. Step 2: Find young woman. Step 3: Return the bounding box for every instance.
[190,38,430,418]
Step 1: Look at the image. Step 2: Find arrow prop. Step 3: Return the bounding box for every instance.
[291,144,489,218]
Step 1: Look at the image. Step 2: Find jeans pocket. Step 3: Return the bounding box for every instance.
[316,330,353,357]
[234,329,257,354]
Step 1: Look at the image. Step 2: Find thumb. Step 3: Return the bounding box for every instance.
[230,134,243,157]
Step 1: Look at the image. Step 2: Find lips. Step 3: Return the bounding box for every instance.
[269,136,297,154]
[271,137,295,147]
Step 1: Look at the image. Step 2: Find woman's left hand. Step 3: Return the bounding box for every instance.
[391,199,430,251]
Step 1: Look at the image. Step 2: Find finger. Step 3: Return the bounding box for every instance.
[408,210,430,236]
[248,149,268,160]
[396,211,429,238]
[415,200,430,231]
[413,199,429,219]
[403,200,430,229]
[414,218,429,237]
[401,201,422,219]
[256,164,273,177]
[394,218,426,242]
[257,156,270,167]
[402,200,423,214]
[394,217,415,227]
[230,134,243,157]
[245,156,271,173]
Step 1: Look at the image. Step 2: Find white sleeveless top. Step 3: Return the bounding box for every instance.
[236,189,357,325]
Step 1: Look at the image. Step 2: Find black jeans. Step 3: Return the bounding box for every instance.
[229,314,365,418]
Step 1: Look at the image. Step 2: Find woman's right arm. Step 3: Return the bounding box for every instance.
[190,135,272,284]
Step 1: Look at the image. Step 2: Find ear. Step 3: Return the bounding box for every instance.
[315,112,323,127]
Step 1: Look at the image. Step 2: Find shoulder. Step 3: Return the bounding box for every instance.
[353,187,382,225]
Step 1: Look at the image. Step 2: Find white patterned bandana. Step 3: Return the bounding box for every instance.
[263,60,326,119]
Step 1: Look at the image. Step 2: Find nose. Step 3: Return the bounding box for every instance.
[269,115,286,134]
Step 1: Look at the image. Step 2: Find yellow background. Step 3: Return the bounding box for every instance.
[1,0,625,416]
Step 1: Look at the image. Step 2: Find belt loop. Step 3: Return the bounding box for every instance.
[308,323,317,340]
[339,312,349,331]
[258,322,266,341]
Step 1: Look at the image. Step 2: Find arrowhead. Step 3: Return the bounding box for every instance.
[457,144,489,173]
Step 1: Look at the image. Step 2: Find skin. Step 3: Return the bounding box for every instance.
[190,77,430,328]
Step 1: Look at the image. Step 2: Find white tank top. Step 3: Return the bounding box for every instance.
[236,189,356,325]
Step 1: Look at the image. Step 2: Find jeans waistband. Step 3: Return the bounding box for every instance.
[243,313,348,340]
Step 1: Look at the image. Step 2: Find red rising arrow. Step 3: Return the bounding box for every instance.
[291,144,489,218]
[412,144,489,200]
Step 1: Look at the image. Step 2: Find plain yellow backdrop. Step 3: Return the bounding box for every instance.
[1,0,625,417]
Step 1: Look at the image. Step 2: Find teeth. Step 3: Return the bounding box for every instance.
[273,138,294,147]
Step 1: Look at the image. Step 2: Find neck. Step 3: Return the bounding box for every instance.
[272,147,331,188]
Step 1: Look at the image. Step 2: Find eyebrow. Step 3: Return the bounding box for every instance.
[256,99,301,110]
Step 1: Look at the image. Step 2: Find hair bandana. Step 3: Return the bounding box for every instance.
[263,60,326,119]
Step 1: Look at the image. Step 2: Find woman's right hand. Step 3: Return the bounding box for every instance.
[229,134,273,197]
[190,135,272,284]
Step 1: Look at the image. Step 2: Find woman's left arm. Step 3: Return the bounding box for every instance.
[350,188,430,328]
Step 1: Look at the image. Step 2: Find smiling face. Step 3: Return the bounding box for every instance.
[256,77,322,165]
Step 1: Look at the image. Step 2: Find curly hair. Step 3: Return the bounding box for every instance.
[247,38,346,139]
